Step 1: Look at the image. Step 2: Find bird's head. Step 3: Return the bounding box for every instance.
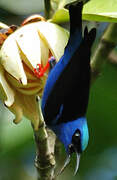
[51,117,89,175]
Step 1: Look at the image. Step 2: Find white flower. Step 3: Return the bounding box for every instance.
[0,20,69,130]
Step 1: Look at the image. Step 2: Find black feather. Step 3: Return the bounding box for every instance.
[44,29,96,124]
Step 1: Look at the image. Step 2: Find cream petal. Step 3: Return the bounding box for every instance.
[0,66,14,107]
[40,38,49,67]
[15,25,42,70]
[9,102,23,124]
[6,73,43,95]
[35,22,69,61]
[24,70,38,80]
[0,22,9,29]
[6,73,40,88]
[9,93,40,130]
[10,93,40,130]
[17,86,42,95]
[0,35,27,85]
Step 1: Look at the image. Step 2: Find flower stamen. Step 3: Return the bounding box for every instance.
[33,61,50,78]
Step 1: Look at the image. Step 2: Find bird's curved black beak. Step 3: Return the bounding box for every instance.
[57,144,81,176]
[74,151,80,175]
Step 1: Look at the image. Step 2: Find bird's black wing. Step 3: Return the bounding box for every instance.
[41,2,96,125]
[42,27,96,125]
[58,28,96,123]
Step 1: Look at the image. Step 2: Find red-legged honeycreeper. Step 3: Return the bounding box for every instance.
[41,1,96,175]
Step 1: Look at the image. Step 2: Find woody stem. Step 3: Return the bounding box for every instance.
[33,99,56,180]
[91,23,117,82]
[44,0,52,19]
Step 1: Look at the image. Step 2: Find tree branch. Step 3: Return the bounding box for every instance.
[91,23,117,82]
[33,98,56,180]
[44,0,52,19]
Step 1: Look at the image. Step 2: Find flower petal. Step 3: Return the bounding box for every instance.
[9,92,40,130]
[0,65,14,106]
[35,22,69,61]
[6,69,45,96]
[17,86,42,95]
[0,22,9,29]
[0,34,27,85]
[15,25,42,70]
[9,102,23,124]
[6,73,40,88]
[40,38,49,67]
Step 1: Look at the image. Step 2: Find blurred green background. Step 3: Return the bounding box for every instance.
[0,1,117,180]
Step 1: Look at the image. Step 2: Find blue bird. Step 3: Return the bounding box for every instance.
[41,1,96,175]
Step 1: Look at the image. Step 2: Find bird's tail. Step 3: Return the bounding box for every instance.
[64,1,83,59]
[84,27,96,48]
[67,1,83,35]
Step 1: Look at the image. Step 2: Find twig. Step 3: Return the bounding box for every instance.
[44,0,52,19]
[33,98,56,180]
[91,23,117,82]
[108,51,117,64]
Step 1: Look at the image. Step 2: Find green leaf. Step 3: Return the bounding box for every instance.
[50,0,117,23]
[50,0,79,23]
[49,8,69,23]
[58,0,78,9]
[83,0,117,22]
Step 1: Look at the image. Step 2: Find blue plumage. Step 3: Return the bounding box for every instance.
[51,117,89,152]
[42,23,82,115]
[41,2,96,173]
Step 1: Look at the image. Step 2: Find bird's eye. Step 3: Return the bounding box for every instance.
[74,132,80,137]
[72,129,81,142]
[72,129,82,153]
